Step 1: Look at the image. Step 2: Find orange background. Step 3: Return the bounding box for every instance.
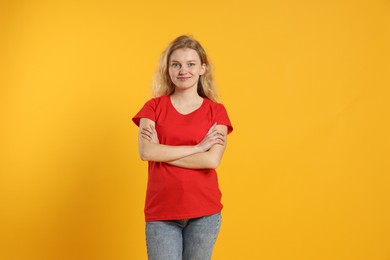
[1,0,389,259]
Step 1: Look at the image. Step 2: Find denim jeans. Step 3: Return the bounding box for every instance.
[145,212,222,260]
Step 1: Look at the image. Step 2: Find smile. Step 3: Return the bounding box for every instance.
[177,77,191,81]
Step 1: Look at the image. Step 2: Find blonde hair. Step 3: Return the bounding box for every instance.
[152,35,218,102]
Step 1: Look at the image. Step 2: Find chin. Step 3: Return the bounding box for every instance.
[175,82,197,89]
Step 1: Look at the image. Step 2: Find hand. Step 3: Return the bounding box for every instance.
[195,123,226,152]
[141,124,160,144]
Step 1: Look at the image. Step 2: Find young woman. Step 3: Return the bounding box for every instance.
[132,35,233,260]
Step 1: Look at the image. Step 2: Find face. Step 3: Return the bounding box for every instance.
[168,48,206,91]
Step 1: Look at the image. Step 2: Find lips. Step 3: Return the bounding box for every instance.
[177,77,191,81]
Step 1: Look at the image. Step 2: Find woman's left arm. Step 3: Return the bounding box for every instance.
[166,125,228,169]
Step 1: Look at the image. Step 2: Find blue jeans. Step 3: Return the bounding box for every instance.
[145,213,222,260]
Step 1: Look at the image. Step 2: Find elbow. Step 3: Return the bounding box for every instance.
[139,145,160,162]
[208,158,221,170]
[139,150,150,161]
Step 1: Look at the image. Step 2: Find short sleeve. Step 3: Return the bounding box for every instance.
[216,103,233,134]
[132,98,158,127]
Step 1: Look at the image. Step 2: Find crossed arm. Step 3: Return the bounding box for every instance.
[137,118,228,169]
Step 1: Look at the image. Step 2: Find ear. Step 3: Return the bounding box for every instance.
[200,63,206,75]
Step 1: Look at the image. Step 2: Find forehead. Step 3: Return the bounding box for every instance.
[169,48,201,62]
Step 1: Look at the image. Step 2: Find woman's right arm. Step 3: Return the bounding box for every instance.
[138,118,223,162]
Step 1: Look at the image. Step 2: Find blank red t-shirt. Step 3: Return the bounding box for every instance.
[132,95,233,221]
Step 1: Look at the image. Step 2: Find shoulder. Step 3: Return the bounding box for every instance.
[203,98,228,112]
[133,96,169,126]
[203,98,233,133]
[143,95,169,107]
[145,95,165,104]
[203,98,223,107]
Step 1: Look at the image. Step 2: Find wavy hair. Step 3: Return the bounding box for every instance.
[152,35,218,102]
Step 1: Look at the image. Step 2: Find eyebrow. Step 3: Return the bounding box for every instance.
[170,60,198,63]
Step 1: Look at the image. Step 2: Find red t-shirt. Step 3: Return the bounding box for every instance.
[132,95,233,221]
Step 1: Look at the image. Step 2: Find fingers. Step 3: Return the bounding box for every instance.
[141,134,151,141]
[141,126,153,135]
[141,125,158,143]
[207,122,217,134]
[141,130,152,141]
[149,124,156,132]
[141,125,157,135]
[196,126,226,152]
[209,129,225,140]
[207,123,226,143]
[207,130,226,146]
[141,124,159,144]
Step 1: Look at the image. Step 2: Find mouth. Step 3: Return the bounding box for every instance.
[177,76,191,81]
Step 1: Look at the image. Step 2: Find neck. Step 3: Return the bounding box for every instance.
[171,87,202,104]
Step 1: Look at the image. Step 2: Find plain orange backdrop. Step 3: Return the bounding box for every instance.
[0,0,389,259]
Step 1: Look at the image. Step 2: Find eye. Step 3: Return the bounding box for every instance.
[188,63,196,67]
[171,63,181,68]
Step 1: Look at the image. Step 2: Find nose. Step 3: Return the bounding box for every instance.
[178,67,187,75]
